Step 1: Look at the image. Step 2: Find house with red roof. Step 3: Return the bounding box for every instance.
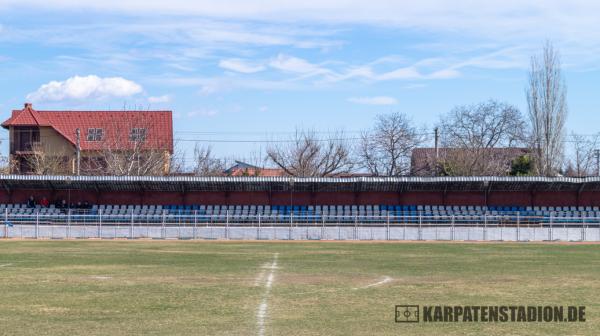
[224,161,286,177]
[2,103,173,175]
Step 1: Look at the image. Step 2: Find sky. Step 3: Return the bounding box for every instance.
[1,1,600,166]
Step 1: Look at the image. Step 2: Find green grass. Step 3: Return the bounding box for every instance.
[0,241,599,335]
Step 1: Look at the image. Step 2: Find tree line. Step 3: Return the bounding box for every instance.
[7,42,597,177]
[189,42,592,178]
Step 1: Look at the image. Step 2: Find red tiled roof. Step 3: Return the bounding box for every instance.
[2,103,173,152]
[228,167,286,177]
[225,161,286,177]
[3,103,52,127]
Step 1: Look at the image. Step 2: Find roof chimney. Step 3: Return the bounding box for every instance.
[24,102,33,109]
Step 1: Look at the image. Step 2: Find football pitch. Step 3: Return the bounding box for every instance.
[0,241,598,335]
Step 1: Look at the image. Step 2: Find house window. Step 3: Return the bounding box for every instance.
[12,127,40,152]
[130,128,147,142]
[87,128,103,141]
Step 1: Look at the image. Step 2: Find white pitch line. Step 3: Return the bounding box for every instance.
[257,253,278,336]
[0,263,12,268]
[355,276,393,290]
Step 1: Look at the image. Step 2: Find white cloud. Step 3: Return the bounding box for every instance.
[4,1,600,67]
[148,75,302,95]
[426,68,461,79]
[269,54,329,75]
[376,67,423,81]
[2,1,598,41]
[348,96,398,105]
[219,58,265,73]
[187,109,218,118]
[26,75,142,102]
[148,94,171,103]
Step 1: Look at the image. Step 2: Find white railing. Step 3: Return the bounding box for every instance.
[2,210,600,241]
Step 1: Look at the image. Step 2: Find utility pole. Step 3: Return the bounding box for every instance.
[595,149,600,177]
[434,127,439,176]
[434,127,439,160]
[75,128,81,175]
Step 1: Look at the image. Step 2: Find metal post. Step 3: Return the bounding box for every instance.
[226,210,229,239]
[4,208,7,239]
[178,219,181,240]
[517,212,521,241]
[162,210,166,239]
[306,221,309,240]
[193,210,197,240]
[66,210,70,239]
[467,215,470,241]
[500,214,503,241]
[418,212,422,241]
[386,213,390,241]
[354,215,358,240]
[582,213,586,242]
[3,208,7,239]
[483,212,488,241]
[257,213,261,240]
[75,128,81,175]
[321,215,325,240]
[451,215,455,241]
[289,213,292,240]
[130,211,134,239]
[272,214,276,240]
[549,213,553,241]
[98,209,102,239]
[35,211,39,239]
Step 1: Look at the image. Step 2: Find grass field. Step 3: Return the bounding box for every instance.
[0,241,599,335]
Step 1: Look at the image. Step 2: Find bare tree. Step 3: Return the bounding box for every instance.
[22,143,70,175]
[266,129,353,177]
[191,144,228,176]
[358,112,425,176]
[95,112,171,176]
[526,41,568,176]
[0,141,10,174]
[438,100,527,175]
[226,150,271,176]
[568,132,600,177]
[168,141,187,175]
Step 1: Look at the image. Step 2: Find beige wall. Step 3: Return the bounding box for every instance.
[39,127,75,157]
[10,126,172,175]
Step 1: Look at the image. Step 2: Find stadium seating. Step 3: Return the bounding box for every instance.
[1,203,599,225]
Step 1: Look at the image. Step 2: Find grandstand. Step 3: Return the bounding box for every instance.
[2,175,600,240]
[3,203,600,225]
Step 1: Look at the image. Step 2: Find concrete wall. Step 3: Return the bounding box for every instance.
[3,224,599,241]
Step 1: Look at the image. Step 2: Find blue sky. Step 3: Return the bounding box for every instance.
[2,1,600,165]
